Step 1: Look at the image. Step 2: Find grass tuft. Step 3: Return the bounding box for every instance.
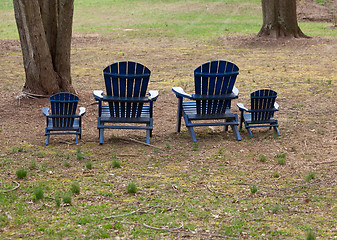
[55,193,61,208]
[272,204,280,214]
[275,153,286,165]
[33,186,44,201]
[305,172,316,182]
[127,182,137,194]
[306,230,316,240]
[85,161,92,170]
[111,159,121,168]
[77,147,85,160]
[70,182,80,195]
[16,168,28,179]
[250,185,257,194]
[258,154,266,162]
[62,192,72,205]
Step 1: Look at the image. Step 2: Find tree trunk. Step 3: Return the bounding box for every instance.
[13,0,75,95]
[258,0,308,38]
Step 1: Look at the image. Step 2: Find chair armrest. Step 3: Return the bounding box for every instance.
[233,86,239,96]
[172,87,192,99]
[43,107,50,116]
[148,90,159,101]
[237,103,248,112]
[79,107,86,116]
[274,102,279,110]
[93,90,103,101]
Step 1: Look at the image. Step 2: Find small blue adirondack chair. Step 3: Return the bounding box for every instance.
[43,92,86,145]
[172,60,241,142]
[93,61,159,144]
[237,89,280,137]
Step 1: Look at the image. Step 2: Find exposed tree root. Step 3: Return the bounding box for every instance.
[16,91,49,105]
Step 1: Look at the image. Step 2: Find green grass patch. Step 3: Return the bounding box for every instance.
[1,0,335,40]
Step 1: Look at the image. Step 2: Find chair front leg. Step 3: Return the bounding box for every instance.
[176,97,183,133]
[149,101,153,118]
[46,134,50,146]
[99,128,104,145]
[231,115,241,141]
[239,110,244,130]
[224,119,229,132]
[188,126,197,142]
[146,129,150,144]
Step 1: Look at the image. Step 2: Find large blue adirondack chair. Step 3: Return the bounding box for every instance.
[43,92,86,145]
[172,60,241,142]
[237,89,280,137]
[93,61,159,144]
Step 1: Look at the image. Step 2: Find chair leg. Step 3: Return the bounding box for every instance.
[176,98,183,133]
[149,119,153,137]
[46,135,49,146]
[231,115,241,141]
[99,128,104,145]
[239,111,244,130]
[188,127,197,142]
[75,134,79,144]
[274,126,280,136]
[224,119,229,132]
[231,124,241,141]
[146,130,150,144]
[247,127,253,137]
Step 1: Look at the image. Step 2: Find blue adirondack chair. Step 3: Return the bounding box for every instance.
[172,60,241,142]
[93,61,159,144]
[43,92,86,145]
[237,89,280,137]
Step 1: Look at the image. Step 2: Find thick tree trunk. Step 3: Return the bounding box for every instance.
[258,0,308,38]
[13,0,75,95]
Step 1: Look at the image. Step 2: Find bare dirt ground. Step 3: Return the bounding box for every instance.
[298,0,337,24]
[0,1,336,239]
[1,2,336,152]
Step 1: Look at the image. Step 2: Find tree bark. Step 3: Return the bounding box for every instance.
[13,0,75,95]
[258,0,308,38]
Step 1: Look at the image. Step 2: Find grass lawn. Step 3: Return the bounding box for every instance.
[0,0,336,239]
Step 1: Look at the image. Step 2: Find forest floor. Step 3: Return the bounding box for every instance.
[0,1,336,239]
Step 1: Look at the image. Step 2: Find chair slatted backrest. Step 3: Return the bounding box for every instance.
[103,61,151,118]
[251,89,277,122]
[194,60,239,115]
[50,93,78,128]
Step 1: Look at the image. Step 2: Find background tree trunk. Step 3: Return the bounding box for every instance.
[258,0,308,38]
[13,0,75,95]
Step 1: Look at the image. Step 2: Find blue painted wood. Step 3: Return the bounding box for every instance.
[94,61,158,144]
[237,89,280,137]
[43,92,86,145]
[172,60,241,142]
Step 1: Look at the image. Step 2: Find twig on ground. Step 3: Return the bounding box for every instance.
[58,140,74,145]
[0,181,20,193]
[122,138,163,150]
[115,221,235,238]
[207,185,233,197]
[104,205,162,219]
[104,206,152,219]
[105,202,184,219]
[236,182,312,192]
[311,160,336,165]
